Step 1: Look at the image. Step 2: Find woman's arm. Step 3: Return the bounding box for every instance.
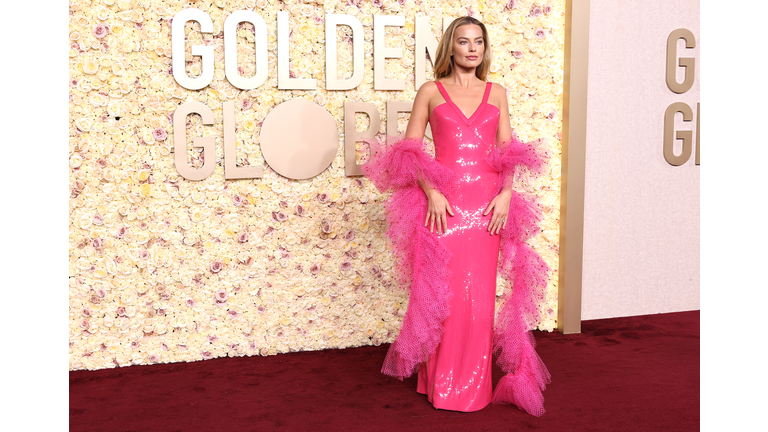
[405,82,454,235]
[404,81,435,139]
[485,83,513,235]
[494,83,513,144]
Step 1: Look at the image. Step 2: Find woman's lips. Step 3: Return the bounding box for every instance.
[467,56,478,60]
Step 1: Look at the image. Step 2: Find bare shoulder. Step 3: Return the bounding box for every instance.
[413,81,442,110]
[489,82,507,99]
[416,81,439,98]
[486,82,508,107]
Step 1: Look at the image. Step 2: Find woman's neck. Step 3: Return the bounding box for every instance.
[443,67,480,88]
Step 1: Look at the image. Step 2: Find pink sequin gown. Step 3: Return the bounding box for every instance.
[415,81,501,411]
[362,81,550,417]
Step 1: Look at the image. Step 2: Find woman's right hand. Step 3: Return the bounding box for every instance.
[423,187,454,235]
[408,83,454,234]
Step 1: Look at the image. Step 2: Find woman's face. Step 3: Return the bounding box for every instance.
[451,24,485,70]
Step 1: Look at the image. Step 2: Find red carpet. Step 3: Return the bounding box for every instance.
[69,310,699,431]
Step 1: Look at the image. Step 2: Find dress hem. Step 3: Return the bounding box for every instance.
[416,389,492,413]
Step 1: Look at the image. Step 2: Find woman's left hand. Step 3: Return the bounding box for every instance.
[484,189,512,235]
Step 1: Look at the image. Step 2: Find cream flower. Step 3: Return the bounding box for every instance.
[69,0,564,369]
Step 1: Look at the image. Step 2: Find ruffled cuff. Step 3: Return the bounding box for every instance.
[486,132,548,191]
[360,135,457,380]
[361,136,457,197]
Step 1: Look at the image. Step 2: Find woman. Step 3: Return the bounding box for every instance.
[362,16,550,415]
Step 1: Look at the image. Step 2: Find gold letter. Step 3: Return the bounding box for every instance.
[695,103,700,165]
[663,102,693,166]
[666,28,696,94]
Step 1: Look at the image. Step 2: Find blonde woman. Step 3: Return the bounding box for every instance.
[363,16,550,415]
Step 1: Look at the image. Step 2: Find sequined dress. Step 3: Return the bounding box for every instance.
[362,81,550,417]
[413,81,501,411]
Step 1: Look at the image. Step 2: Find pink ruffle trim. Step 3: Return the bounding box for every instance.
[489,135,551,416]
[486,132,548,190]
[361,136,458,380]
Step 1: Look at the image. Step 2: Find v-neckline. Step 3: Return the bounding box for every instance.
[435,81,492,126]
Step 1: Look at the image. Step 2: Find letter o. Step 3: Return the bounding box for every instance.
[260,99,339,179]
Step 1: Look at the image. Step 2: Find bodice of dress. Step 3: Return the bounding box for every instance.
[429,81,501,235]
[430,81,500,173]
[416,81,503,411]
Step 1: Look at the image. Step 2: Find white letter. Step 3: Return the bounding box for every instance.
[224,10,269,90]
[386,101,433,139]
[223,102,263,179]
[174,102,216,180]
[344,102,381,176]
[414,16,438,91]
[373,15,406,91]
[277,11,317,90]
[326,14,365,90]
[172,9,214,90]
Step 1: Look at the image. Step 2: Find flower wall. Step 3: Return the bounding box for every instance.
[69,0,565,371]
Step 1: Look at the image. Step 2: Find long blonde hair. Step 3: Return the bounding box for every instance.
[434,17,492,81]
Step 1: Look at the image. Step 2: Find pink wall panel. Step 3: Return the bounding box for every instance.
[581,0,700,319]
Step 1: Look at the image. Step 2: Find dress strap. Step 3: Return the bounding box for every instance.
[482,82,492,105]
[435,81,452,104]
